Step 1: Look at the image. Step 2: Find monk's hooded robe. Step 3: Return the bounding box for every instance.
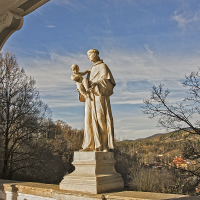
[82,60,116,150]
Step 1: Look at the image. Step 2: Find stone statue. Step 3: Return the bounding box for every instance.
[62,50,123,194]
[71,49,116,152]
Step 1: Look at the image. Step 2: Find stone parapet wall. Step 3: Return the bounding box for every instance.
[0,179,199,200]
[0,179,100,200]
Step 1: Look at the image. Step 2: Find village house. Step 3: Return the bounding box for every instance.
[172,157,188,170]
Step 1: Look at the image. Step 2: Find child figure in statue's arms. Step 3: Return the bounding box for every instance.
[71,64,90,99]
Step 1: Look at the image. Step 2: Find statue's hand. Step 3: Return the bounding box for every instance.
[90,82,97,89]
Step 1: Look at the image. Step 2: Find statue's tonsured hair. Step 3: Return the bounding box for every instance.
[87,49,99,55]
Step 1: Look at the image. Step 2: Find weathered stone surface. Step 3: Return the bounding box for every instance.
[0,0,50,50]
[59,151,124,194]
[0,11,23,50]
[72,49,116,152]
[0,179,199,200]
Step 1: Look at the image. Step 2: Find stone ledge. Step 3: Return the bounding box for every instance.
[0,179,199,200]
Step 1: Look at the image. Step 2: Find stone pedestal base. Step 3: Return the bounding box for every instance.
[59,151,124,194]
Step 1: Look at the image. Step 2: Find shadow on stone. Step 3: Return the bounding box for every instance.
[164,197,200,200]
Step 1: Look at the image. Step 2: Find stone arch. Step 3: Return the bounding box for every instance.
[0,0,50,50]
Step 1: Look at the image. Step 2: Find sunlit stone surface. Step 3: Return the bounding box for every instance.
[0,179,198,199]
[60,151,124,194]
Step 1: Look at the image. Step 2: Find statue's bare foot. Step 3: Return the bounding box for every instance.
[93,147,102,152]
[103,148,109,152]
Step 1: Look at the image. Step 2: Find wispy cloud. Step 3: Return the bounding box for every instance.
[45,25,56,28]
[4,0,200,140]
[172,7,200,30]
[50,0,87,11]
[50,0,74,6]
[18,50,200,139]
[144,44,154,60]
[21,50,200,106]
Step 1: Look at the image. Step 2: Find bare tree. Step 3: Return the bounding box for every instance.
[142,68,200,177]
[142,69,200,134]
[0,51,50,179]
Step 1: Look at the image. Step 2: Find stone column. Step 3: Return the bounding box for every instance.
[60,151,124,194]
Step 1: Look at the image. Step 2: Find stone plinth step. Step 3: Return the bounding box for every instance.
[60,151,124,194]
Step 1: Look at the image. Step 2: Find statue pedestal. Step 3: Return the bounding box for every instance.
[59,151,124,194]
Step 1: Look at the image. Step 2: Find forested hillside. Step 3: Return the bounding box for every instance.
[116,129,200,165]
[115,130,200,195]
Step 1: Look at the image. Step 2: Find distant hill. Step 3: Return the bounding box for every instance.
[144,133,166,140]
[123,133,166,142]
[123,128,196,142]
[116,127,200,165]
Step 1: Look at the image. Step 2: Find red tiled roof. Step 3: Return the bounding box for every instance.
[172,157,187,164]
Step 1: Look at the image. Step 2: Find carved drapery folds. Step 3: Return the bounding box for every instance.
[0,11,23,50]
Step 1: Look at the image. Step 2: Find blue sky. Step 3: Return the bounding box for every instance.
[3,0,200,140]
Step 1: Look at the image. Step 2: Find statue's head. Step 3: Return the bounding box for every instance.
[71,64,79,74]
[87,49,100,62]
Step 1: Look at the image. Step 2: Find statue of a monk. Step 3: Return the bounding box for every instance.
[81,49,116,152]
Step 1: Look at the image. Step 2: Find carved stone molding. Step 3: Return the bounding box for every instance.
[0,0,50,50]
[0,11,23,50]
[60,152,124,194]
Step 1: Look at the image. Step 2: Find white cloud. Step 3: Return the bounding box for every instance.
[19,50,200,139]
[50,0,87,11]
[21,49,200,107]
[144,44,154,59]
[114,111,166,140]
[50,0,74,6]
[45,25,56,28]
[172,8,200,30]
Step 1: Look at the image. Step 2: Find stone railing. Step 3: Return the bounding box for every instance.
[0,179,198,200]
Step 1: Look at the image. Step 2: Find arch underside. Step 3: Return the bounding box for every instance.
[0,0,50,50]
